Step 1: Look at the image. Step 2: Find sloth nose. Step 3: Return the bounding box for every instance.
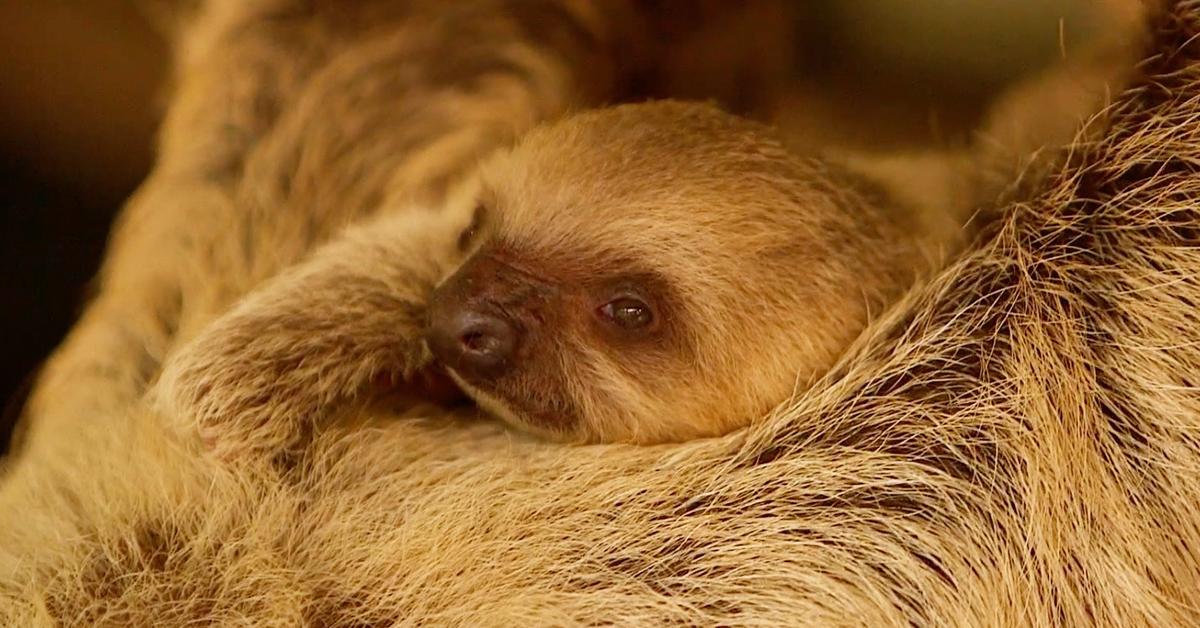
[426,307,518,382]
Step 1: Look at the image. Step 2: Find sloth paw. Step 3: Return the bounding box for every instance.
[156,367,299,462]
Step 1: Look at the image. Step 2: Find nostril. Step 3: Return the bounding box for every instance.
[461,329,502,355]
[426,308,518,382]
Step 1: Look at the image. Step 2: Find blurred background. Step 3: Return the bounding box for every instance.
[0,0,1130,453]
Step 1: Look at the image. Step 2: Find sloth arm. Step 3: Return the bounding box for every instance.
[154,209,468,459]
[14,2,627,457]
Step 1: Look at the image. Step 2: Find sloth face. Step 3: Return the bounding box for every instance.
[426,238,691,442]
[425,101,914,443]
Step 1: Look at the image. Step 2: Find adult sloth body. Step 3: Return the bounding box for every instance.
[5,1,1200,627]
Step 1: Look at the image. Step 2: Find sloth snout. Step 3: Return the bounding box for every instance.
[426,305,519,382]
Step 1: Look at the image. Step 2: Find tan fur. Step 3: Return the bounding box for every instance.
[6,0,1199,626]
[153,190,478,458]
[154,51,1136,451]
[462,102,932,443]
[10,0,805,459]
[158,100,936,451]
[150,21,1142,451]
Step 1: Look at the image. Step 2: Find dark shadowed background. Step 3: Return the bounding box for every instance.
[0,1,1123,454]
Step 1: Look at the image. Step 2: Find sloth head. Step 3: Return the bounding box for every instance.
[426,101,917,444]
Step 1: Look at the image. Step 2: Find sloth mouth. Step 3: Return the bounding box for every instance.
[443,367,531,429]
[442,366,581,440]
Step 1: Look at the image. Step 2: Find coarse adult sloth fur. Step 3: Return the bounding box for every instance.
[4,1,1200,627]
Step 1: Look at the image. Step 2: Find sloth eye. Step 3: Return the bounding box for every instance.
[599,297,654,329]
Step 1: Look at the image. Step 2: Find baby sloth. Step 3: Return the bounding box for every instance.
[157,101,944,455]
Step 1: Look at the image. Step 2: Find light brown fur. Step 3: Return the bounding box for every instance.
[156,100,939,452]
[6,0,1197,626]
[153,45,1134,451]
[10,0,811,460]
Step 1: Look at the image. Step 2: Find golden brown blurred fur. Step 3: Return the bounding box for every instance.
[6,0,1198,626]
